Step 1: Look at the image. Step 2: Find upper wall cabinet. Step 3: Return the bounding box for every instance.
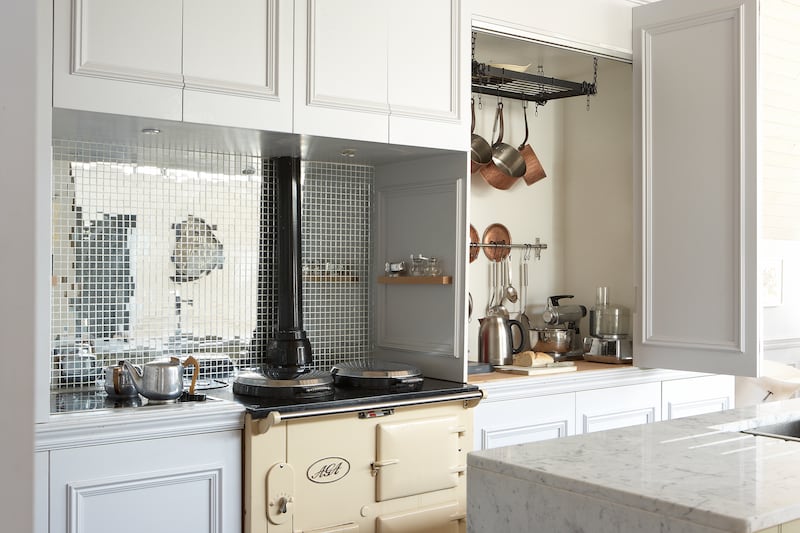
[471,0,635,59]
[53,0,293,132]
[632,0,761,376]
[293,0,467,150]
[387,0,469,151]
[53,0,184,121]
[182,0,293,132]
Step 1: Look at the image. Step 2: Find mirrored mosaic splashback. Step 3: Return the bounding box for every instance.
[51,140,372,386]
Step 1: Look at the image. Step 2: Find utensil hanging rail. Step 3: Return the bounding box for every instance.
[471,61,597,105]
[470,239,548,260]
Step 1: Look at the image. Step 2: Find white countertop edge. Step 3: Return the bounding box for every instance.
[35,399,245,451]
[475,366,711,402]
[468,398,800,532]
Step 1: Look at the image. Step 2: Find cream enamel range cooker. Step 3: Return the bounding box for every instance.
[228,362,482,533]
[227,156,481,531]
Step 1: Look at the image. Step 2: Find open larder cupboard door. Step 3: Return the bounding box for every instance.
[632,0,761,376]
[372,153,469,383]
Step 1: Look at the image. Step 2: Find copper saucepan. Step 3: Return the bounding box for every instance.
[480,101,526,190]
[518,101,547,186]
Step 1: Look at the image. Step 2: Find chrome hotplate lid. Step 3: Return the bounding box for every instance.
[331,361,421,379]
[330,361,424,391]
[233,369,334,398]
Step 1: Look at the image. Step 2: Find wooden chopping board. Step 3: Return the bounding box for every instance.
[493,364,578,376]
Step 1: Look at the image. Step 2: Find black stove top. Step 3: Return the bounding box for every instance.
[215,376,480,420]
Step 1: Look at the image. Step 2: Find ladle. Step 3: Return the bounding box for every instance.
[504,254,518,304]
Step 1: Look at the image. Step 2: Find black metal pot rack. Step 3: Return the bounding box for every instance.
[471,60,597,106]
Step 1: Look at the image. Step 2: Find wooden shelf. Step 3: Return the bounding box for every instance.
[377,275,452,285]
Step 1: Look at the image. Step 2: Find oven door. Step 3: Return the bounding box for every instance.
[374,415,465,501]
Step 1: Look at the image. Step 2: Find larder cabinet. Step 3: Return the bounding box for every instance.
[633,0,800,377]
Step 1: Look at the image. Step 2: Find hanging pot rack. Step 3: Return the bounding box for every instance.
[471,59,598,106]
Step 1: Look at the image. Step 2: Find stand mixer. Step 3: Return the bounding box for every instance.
[534,295,587,361]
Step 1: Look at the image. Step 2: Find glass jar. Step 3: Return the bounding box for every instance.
[425,257,442,276]
[409,254,426,276]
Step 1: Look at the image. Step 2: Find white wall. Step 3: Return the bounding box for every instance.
[0,0,50,530]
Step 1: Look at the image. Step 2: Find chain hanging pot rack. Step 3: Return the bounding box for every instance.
[471,32,599,108]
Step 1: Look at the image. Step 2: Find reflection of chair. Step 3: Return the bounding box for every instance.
[735,360,800,406]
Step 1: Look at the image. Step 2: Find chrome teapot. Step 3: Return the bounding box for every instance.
[123,356,199,402]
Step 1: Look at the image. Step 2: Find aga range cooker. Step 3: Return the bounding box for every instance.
[227,361,480,533]
[229,157,481,532]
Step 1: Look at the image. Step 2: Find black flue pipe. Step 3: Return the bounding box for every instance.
[264,156,312,373]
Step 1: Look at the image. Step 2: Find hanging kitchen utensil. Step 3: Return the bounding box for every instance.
[503,254,518,303]
[480,101,526,189]
[170,215,224,282]
[518,100,547,186]
[469,224,480,263]
[516,245,534,352]
[470,98,492,174]
[481,223,511,261]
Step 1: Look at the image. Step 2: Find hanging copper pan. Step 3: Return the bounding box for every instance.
[480,101,525,190]
[469,224,480,263]
[481,223,511,262]
[518,101,547,186]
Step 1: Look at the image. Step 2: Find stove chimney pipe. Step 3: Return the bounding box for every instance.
[263,156,312,373]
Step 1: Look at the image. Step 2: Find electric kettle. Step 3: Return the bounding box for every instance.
[478,315,525,366]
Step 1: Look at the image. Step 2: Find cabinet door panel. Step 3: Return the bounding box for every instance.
[294,0,389,142]
[662,374,734,420]
[575,382,660,434]
[53,0,183,119]
[49,431,240,533]
[387,0,467,151]
[183,0,293,132]
[473,392,575,450]
[633,0,760,376]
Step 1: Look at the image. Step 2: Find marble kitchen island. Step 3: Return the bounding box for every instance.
[468,397,800,533]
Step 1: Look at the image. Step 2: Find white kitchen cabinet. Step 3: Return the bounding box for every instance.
[473,369,735,450]
[53,0,184,120]
[472,392,575,450]
[48,429,241,533]
[471,0,635,61]
[662,374,734,420]
[386,0,468,151]
[182,0,293,132]
[294,0,466,149]
[575,382,661,434]
[54,0,292,132]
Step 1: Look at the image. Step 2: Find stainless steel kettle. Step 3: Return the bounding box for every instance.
[123,356,199,402]
[478,315,525,366]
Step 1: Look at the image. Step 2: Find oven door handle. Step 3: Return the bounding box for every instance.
[371,458,400,476]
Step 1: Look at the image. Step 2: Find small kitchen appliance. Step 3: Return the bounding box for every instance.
[582,287,633,364]
[535,294,586,361]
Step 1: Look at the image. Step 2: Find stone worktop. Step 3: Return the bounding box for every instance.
[468,397,800,533]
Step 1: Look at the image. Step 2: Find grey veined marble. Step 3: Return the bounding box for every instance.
[468,397,800,533]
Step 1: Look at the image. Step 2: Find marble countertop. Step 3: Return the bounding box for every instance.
[468,398,800,532]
